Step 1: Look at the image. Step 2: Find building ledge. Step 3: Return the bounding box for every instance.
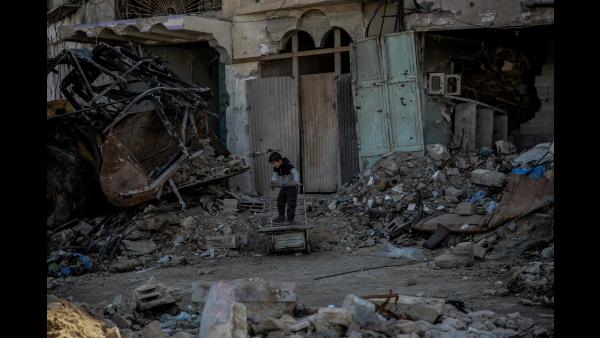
[58,15,233,63]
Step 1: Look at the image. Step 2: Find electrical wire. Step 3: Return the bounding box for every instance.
[365,0,384,38]
[231,0,288,23]
[378,0,388,40]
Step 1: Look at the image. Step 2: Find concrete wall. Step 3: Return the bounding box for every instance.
[406,0,553,31]
[420,34,480,145]
[231,2,363,60]
[47,0,117,101]
[224,62,259,193]
[511,42,553,149]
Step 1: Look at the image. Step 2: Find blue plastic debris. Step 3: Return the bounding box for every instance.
[512,168,531,175]
[479,147,492,157]
[59,266,72,277]
[73,253,93,269]
[528,166,545,179]
[511,166,545,179]
[469,191,487,204]
[485,201,500,214]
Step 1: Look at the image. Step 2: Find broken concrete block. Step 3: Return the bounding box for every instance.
[316,307,353,327]
[435,252,473,269]
[453,242,474,256]
[206,235,238,249]
[223,199,239,212]
[199,281,249,338]
[455,202,477,215]
[471,169,506,187]
[201,278,297,326]
[141,321,167,338]
[136,215,171,232]
[369,295,444,323]
[287,318,311,332]
[134,277,177,311]
[425,144,450,161]
[179,216,196,230]
[122,239,157,256]
[342,294,377,326]
[191,281,212,310]
[473,244,490,260]
[495,140,516,155]
[444,187,463,201]
[111,313,131,329]
[446,167,460,176]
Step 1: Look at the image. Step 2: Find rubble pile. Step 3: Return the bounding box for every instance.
[508,259,554,307]
[195,278,554,338]
[172,140,247,186]
[47,202,264,276]
[321,141,553,251]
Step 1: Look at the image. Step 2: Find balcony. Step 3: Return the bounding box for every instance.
[115,0,222,19]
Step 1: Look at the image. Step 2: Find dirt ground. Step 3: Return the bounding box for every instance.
[50,246,554,327]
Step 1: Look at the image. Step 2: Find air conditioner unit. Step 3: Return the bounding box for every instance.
[428,73,461,96]
[47,0,83,22]
[445,74,461,96]
[428,73,445,95]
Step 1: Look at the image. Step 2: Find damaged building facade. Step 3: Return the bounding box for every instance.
[48,0,554,198]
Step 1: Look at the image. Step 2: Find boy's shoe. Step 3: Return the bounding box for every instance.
[286,218,295,224]
[273,217,285,223]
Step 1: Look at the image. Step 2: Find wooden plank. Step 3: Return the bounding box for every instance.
[334,28,341,76]
[300,73,339,193]
[233,46,351,64]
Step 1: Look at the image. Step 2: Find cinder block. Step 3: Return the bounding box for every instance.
[520,122,542,135]
[535,76,554,88]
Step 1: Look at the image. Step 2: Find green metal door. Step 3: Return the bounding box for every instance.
[351,32,424,169]
[384,32,425,153]
[351,37,390,170]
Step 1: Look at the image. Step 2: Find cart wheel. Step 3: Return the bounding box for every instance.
[266,236,272,256]
[305,241,312,254]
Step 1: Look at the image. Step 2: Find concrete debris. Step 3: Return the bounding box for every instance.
[495,140,517,155]
[435,242,474,269]
[140,321,167,338]
[507,261,554,306]
[471,169,507,187]
[426,144,451,161]
[134,277,178,311]
[368,295,444,323]
[342,295,378,326]
[456,202,477,215]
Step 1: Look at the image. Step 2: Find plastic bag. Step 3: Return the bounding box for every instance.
[381,242,425,261]
[469,191,487,204]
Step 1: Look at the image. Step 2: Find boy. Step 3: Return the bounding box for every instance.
[269,152,301,223]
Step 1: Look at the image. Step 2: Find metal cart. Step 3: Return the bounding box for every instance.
[258,184,313,255]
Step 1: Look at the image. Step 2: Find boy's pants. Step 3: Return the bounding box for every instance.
[277,186,298,221]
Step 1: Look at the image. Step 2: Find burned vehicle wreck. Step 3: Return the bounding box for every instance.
[47,43,248,229]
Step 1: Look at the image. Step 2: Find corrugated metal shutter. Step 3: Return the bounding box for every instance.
[247,77,300,196]
[336,73,360,184]
[300,73,339,193]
